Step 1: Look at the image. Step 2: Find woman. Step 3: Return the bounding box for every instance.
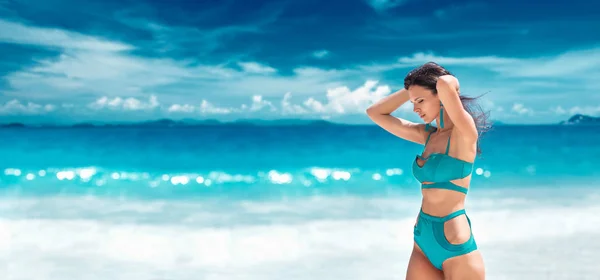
[366,62,489,279]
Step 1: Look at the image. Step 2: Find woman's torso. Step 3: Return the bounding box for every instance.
[412,128,476,216]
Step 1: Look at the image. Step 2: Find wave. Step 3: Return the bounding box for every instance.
[0,166,420,199]
[0,165,502,198]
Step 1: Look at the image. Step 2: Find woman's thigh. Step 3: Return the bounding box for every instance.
[406,243,444,280]
[442,249,485,280]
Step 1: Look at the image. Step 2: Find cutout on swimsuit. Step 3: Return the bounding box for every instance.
[411,128,474,194]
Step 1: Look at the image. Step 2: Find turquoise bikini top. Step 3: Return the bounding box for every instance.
[412,128,474,194]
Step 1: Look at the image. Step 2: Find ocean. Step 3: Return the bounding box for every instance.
[1,124,599,280]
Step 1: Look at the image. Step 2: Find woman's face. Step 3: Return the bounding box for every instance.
[408,85,441,124]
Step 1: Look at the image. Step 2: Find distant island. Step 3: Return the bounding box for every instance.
[0,118,342,128]
[559,114,600,125]
[2,114,598,128]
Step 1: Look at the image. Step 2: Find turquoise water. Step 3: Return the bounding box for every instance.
[1,125,598,199]
[1,124,600,279]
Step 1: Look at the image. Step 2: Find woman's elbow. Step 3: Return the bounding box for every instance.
[365,106,374,115]
[366,105,382,115]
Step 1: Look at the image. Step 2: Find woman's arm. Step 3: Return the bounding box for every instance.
[366,88,428,145]
[436,75,478,141]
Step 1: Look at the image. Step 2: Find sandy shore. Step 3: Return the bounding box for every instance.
[2,196,600,280]
[5,227,597,280]
[482,233,600,280]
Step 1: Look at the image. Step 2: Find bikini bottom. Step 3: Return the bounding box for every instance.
[413,208,478,270]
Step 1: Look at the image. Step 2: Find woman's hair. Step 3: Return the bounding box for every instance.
[403,62,491,155]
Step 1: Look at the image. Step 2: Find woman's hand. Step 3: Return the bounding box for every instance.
[437,75,460,93]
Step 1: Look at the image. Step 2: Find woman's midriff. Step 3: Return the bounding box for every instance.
[420,188,467,217]
[420,176,471,216]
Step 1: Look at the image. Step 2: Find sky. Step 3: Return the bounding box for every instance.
[0,0,599,124]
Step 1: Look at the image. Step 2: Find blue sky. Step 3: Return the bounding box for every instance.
[0,0,599,124]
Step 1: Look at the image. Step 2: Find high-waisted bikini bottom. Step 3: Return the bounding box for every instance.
[413,208,478,270]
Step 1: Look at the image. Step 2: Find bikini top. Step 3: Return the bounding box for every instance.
[412,128,474,194]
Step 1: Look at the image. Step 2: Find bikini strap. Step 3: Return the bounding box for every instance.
[425,131,433,145]
[444,133,452,155]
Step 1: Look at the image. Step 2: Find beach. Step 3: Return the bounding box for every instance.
[2,190,600,280]
[1,124,599,279]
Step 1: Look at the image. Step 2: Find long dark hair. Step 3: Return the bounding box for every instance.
[403,62,491,155]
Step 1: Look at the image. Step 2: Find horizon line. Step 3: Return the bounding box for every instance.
[1,113,597,127]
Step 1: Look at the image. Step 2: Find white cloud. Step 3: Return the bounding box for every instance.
[355,51,518,74]
[0,100,55,115]
[281,92,309,115]
[166,100,237,115]
[88,95,159,111]
[167,80,392,117]
[303,80,391,115]
[2,18,355,106]
[248,95,276,112]
[209,66,357,100]
[366,0,408,11]
[5,48,237,100]
[2,17,598,125]
[312,50,330,59]
[0,81,393,119]
[0,19,132,51]
[167,81,391,117]
[169,95,279,116]
[113,5,283,57]
[2,81,597,125]
[393,47,600,79]
[199,100,234,115]
[495,47,600,78]
[552,105,600,116]
[167,104,195,113]
[397,51,519,67]
[0,18,362,107]
[511,103,533,115]
[570,106,600,116]
[551,106,567,115]
[0,18,256,101]
[238,62,277,74]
